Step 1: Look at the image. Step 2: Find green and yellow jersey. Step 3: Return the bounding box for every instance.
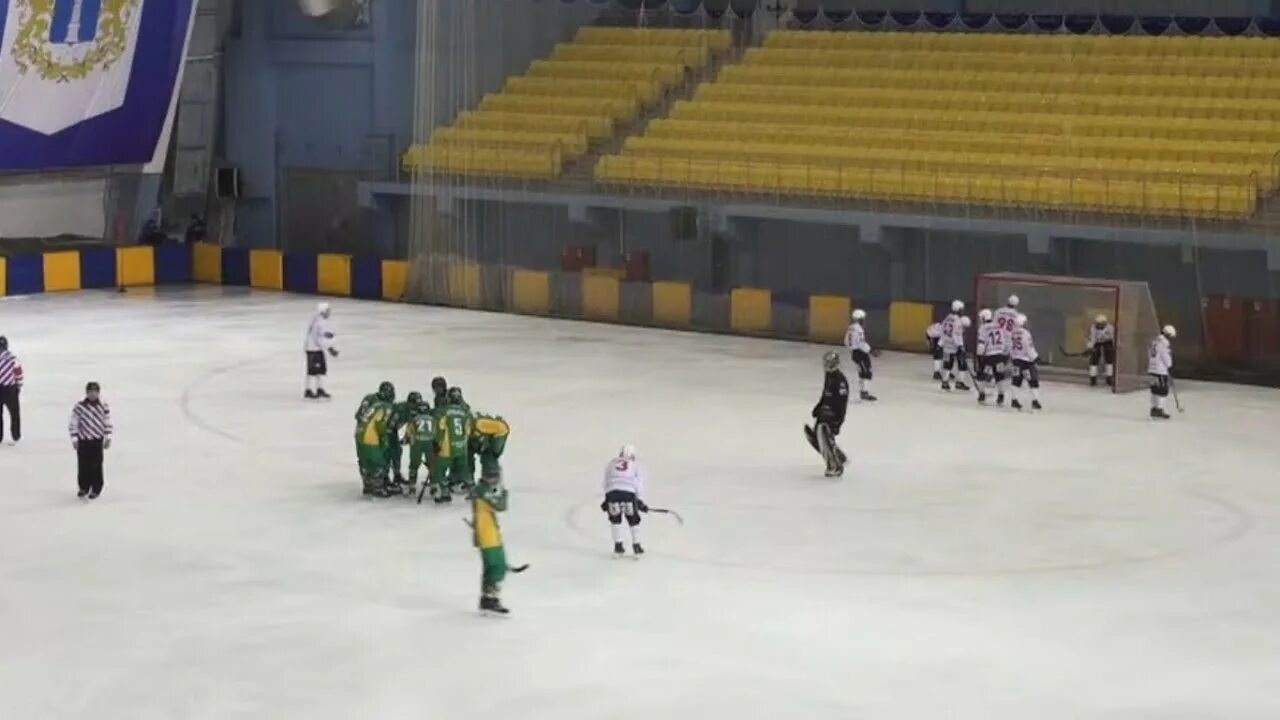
[472,483,508,549]
[356,400,392,447]
[435,405,473,458]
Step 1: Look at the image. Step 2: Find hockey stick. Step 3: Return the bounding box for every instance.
[1170,377,1185,413]
[417,481,430,504]
[655,504,686,520]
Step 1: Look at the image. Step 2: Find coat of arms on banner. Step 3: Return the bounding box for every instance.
[11,0,139,82]
[0,0,148,136]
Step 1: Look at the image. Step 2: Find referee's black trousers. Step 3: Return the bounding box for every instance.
[76,439,105,495]
[0,386,18,442]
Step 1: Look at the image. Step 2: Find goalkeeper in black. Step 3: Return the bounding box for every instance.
[805,351,850,477]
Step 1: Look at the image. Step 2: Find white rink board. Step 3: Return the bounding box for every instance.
[1,288,1278,720]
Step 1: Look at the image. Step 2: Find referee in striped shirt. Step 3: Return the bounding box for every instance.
[0,336,22,444]
[69,382,112,499]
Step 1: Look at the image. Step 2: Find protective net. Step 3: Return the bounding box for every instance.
[975,272,1162,393]
[403,1,732,311]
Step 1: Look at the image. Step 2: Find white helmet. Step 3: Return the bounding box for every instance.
[951,300,965,313]
[317,301,331,315]
[1007,295,1020,308]
[618,445,637,461]
[1015,313,1028,327]
[1163,325,1177,339]
[960,316,972,328]
[1095,314,1107,324]
[978,308,993,322]
[851,309,866,322]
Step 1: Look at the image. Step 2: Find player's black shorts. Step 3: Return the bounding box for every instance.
[1012,358,1039,385]
[306,350,327,376]
[927,336,942,359]
[1150,374,1170,396]
[850,349,873,379]
[979,354,1008,378]
[1089,341,1116,365]
[605,489,641,525]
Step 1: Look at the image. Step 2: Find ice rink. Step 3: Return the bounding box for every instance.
[1,287,1277,720]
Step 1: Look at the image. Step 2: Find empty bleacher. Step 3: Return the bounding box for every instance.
[403,27,730,179]
[596,31,1278,219]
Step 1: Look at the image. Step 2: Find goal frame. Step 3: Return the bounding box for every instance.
[973,272,1157,394]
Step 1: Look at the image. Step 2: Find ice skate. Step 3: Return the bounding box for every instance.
[1011,399,1023,411]
[315,389,331,399]
[996,393,1005,407]
[1031,400,1043,411]
[977,391,987,405]
[1150,407,1170,420]
[940,381,951,391]
[932,371,943,381]
[77,489,88,499]
[859,391,877,402]
[1089,376,1098,387]
[954,381,970,391]
[304,390,317,399]
[87,490,100,500]
[479,595,510,616]
[1106,376,1115,388]
[613,542,625,557]
[632,543,645,556]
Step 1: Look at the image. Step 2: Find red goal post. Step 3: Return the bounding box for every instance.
[973,273,1161,393]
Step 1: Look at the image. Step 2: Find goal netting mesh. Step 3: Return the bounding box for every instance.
[974,273,1162,393]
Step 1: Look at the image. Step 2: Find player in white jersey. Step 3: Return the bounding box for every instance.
[304,302,339,399]
[1087,314,1117,388]
[601,445,648,556]
[992,294,1021,341]
[1009,314,1043,411]
[925,321,944,380]
[975,309,1011,407]
[939,300,971,391]
[1147,325,1176,420]
[844,309,877,402]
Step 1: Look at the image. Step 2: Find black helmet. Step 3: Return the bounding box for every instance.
[377,381,395,401]
[406,391,423,405]
[85,381,101,393]
[822,351,839,371]
[431,376,447,393]
[446,386,464,405]
[0,336,7,351]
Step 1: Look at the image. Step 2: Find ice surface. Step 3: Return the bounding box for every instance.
[1,287,1278,720]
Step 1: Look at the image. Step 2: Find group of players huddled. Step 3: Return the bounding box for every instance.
[352,378,509,503]
[813,294,1182,475]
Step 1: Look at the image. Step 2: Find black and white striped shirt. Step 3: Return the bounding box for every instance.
[69,400,113,442]
[0,350,21,387]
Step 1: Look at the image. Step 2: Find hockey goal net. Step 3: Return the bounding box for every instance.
[974,273,1161,393]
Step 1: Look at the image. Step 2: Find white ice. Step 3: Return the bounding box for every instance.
[1,287,1278,720]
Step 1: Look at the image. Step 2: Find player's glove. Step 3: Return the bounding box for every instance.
[327,348,339,358]
[636,499,649,513]
[104,439,112,450]
[870,348,882,358]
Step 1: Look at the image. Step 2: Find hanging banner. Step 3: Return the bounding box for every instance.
[0,0,198,172]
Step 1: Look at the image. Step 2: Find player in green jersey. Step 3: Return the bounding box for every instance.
[403,391,434,494]
[430,387,473,504]
[385,393,418,490]
[472,469,511,615]
[470,414,509,481]
[354,381,395,497]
